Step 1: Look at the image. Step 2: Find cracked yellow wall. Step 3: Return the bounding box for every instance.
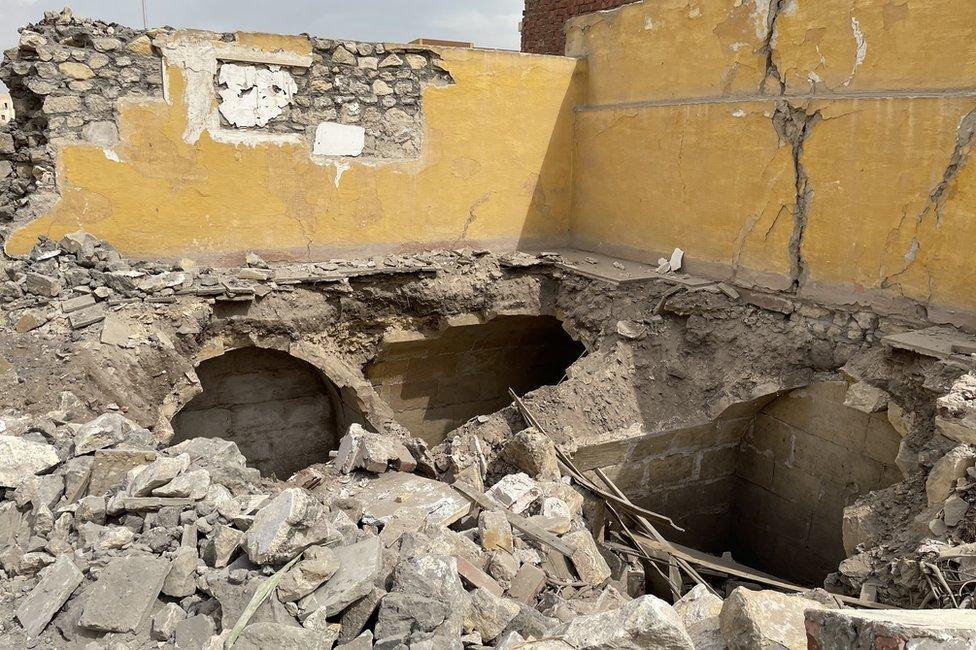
[6,36,583,263]
[568,0,976,324]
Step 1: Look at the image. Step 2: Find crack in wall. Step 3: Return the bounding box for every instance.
[759,0,787,96]
[772,101,821,292]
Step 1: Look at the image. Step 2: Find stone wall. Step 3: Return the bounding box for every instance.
[572,382,902,585]
[366,315,584,446]
[521,0,635,55]
[734,382,902,585]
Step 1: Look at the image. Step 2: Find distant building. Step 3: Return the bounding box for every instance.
[521,0,635,54]
[0,92,13,124]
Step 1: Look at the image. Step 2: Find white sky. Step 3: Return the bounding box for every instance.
[0,0,525,92]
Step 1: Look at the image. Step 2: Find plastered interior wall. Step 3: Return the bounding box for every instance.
[366,316,584,446]
[5,31,584,263]
[572,382,901,585]
[566,0,976,326]
[171,347,348,478]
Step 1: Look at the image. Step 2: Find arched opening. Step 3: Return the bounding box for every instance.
[366,315,585,446]
[171,347,361,479]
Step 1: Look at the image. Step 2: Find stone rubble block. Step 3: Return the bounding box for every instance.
[487,472,543,514]
[128,452,190,496]
[335,423,416,474]
[299,535,384,617]
[805,608,976,649]
[937,373,976,445]
[151,602,186,641]
[503,427,562,480]
[0,436,59,488]
[73,412,152,455]
[78,554,171,633]
[564,529,612,586]
[553,594,695,649]
[719,587,826,650]
[244,487,339,565]
[479,508,514,552]
[673,585,724,650]
[926,445,976,507]
[15,554,84,638]
[277,545,339,602]
[464,587,522,642]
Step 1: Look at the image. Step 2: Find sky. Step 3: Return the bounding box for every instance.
[0,0,525,92]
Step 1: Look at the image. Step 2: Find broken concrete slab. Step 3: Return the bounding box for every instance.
[244,488,339,565]
[0,435,59,488]
[720,587,825,650]
[16,554,84,638]
[78,554,170,632]
[553,595,694,649]
[299,535,384,618]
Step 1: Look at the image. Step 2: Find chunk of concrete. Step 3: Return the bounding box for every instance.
[299,535,383,618]
[356,471,471,527]
[719,587,825,650]
[673,585,724,650]
[843,382,889,414]
[244,488,338,565]
[16,555,84,638]
[0,436,59,488]
[503,428,561,480]
[375,553,471,644]
[565,530,612,586]
[78,555,170,632]
[334,424,415,474]
[553,594,694,649]
[926,445,976,507]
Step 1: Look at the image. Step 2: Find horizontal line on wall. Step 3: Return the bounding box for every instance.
[576,87,976,112]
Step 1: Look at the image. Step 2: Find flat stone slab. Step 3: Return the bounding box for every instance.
[883,327,976,362]
[78,555,170,633]
[299,536,383,618]
[549,247,716,287]
[16,555,84,637]
[806,608,976,649]
[353,471,471,527]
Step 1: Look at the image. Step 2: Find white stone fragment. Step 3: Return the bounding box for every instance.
[313,122,366,157]
[669,247,684,271]
[0,436,60,488]
[486,473,541,514]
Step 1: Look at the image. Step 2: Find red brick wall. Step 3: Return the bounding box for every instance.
[521,0,636,55]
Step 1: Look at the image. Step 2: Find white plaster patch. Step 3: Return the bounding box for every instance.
[102,149,121,162]
[844,16,868,87]
[732,109,747,118]
[313,122,366,157]
[333,161,350,187]
[643,15,655,30]
[217,63,297,129]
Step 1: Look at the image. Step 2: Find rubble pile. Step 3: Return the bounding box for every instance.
[0,401,887,649]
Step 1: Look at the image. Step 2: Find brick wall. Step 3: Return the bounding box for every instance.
[521,0,636,55]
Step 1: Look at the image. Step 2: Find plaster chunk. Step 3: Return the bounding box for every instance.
[217,63,297,129]
[313,122,366,157]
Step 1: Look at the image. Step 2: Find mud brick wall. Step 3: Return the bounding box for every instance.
[733,381,902,585]
[521,0,636,55]
[366,316,583,446]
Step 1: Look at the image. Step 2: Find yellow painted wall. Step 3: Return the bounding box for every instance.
[6,37,583,263]
[567,0,976,324]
